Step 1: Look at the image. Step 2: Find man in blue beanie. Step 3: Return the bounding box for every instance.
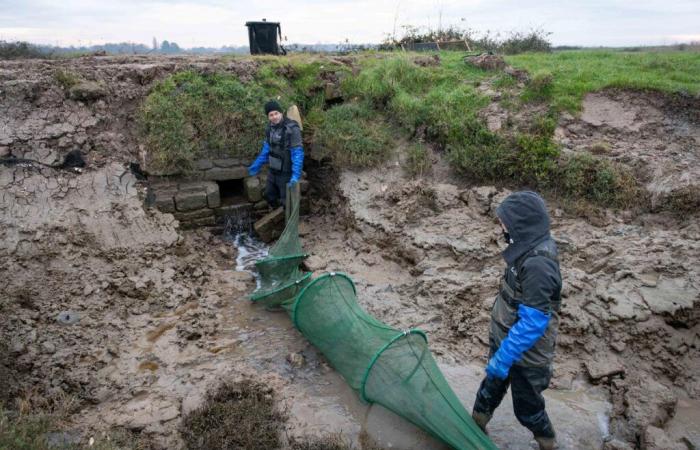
[247,100,304,208]
[472,191,562,450]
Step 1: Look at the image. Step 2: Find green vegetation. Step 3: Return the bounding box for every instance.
[139,70,273,172]
[555,153,641,208]
[0,41,47,59]
[313,103,394,167]
[139,48,699,209]
[507,50,700,111]
[180,380,283,450]
[140,56,348,173]
[53,69,81,89]
[404,142,432,177]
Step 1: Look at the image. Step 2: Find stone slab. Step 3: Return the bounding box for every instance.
[254,207,285,242]
[175,189,207,211]
[245,176,263,203]
[202,166,247,181]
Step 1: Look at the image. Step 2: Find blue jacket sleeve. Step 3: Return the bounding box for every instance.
[289,146,304,184]
[486,304,550,379]
[248,141,270,176]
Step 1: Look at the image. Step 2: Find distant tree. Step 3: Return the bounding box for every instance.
[152,37,158,51]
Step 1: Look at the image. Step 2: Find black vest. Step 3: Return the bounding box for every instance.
[266,118,293,175]
[490,241,561,367]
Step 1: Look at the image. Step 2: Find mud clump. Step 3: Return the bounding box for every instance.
[465,53,507,71]
[180,380,283,450]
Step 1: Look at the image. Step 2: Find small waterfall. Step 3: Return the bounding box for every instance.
[222,206,268,287]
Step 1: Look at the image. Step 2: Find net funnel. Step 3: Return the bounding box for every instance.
[291,273,496,450]
[248,185,496,449]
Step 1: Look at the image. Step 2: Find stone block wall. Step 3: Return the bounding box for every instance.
[148,157,308,230]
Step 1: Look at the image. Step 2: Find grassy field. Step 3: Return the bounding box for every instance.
[138,49,699,208]
[506,50,700,111]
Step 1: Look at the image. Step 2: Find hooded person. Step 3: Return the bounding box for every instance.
[471,191,562,450]
[247,100,304,208]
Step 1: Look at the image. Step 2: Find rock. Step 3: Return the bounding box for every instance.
[42,341,56,354]
[324,82,343,102]
[212,158,242,168]
[203,181,220,208]
[153,192,175,212]
[254,207,285,242]
[202,166,247,181]
[179,215,217,229]
[584,355,625,381]
[465,54,506,70]
[245,176,263,203]
[195,159,213,170]
[173,208,216,222]
[175,189,207,212]
[642,426,685,450]
[69,81,108,101]
[286,352,305,368]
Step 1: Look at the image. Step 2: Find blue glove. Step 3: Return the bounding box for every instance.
[248,141,270,176]
[486,304,550,379]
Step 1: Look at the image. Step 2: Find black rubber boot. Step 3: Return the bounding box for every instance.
[535,436,557,450]
[471,411,491,435]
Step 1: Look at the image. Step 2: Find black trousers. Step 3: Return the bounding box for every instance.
[472,364,556,438]
[265,171,291,208]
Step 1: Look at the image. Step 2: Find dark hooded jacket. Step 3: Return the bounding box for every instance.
[490,191,562,367]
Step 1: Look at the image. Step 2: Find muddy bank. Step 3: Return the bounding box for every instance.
[1,55,699,449]
[0,55,258,166]
[557,89,700,211]
[300,142,699,447]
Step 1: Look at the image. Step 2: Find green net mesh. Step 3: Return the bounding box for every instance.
[249,184,310,308]
[249,185,496,450]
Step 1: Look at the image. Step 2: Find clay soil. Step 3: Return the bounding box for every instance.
[1,56,699,450]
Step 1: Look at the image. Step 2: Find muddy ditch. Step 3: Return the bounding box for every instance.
[1,55,699,450]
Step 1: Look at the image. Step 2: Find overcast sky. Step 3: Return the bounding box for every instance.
[0,0,698,48]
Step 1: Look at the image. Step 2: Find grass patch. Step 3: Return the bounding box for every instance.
[404,142,432,177]
[521,70,554,103]
[140,57,351,173]
[555,152,642,207]
[139,70,275,173]
[506,50,700,112]
[313,103,393,167]
[290,433,352,450]
[180,380,283,450]
[54,69,81,90]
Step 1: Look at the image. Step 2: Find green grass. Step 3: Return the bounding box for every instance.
[138,49,699,209]
[140,56,350,173]
[404,142,432,177]
[313,102,394,167]
[506,50,700,112]
[181,380,283,450]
